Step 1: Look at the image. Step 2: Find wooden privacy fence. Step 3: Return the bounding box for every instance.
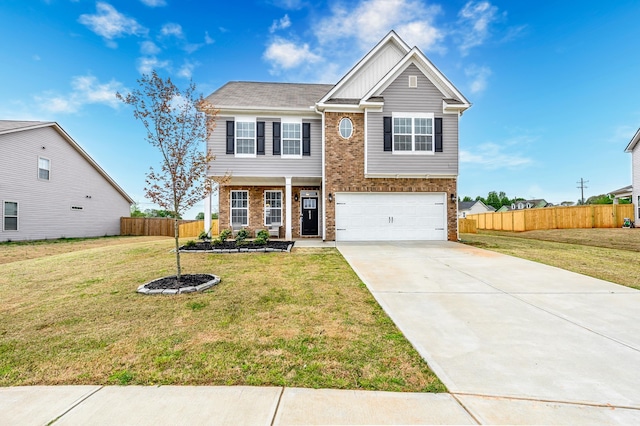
[458,218,477,234]
[120,218,219,237]
[467,204,635,232]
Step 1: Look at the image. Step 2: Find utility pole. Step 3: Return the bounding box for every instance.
[577,178,589,205]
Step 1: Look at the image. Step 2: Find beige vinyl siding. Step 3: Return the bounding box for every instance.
[208,116,322,178]
[0,127,130,242]
[367,64,459,176]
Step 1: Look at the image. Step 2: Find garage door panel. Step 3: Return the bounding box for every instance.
[335,193,446,241]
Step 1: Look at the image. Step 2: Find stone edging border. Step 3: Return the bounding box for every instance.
[137,274,221,295]
[178,243,294,254]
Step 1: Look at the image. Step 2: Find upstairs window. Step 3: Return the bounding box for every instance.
[38,157,50,180]
[393,113,433,154]
[3,201,18,231]
[235,121,256,156]
[264,191,282,225]
[230,191,248,226]
[282,122,301,157]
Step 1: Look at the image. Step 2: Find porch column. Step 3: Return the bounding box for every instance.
[204,192,212,237]
[285,176,292,240]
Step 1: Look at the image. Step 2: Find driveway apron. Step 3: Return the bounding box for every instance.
[337,241,640,424]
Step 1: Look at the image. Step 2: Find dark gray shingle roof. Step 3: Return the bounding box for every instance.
[206,82,334,110]
[0,120,53,134]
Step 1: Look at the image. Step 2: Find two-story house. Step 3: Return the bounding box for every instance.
[203,31,470,241]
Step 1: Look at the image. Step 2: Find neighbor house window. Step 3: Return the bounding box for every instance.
[393,113,433,153]
[282,121,301,157]
[230,191,248,226]
[235,121,256,156]
[3,201,18,231]
[264,191,282,225]
[38,157,50,180]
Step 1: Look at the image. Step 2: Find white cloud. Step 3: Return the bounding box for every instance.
[137,56,171,74]
[465,65,492,94]
[264,38,322,71]
[140,0,166,6]
[36,75,126,114]
[78,2,147,47]
[460,142,532,170]
[177,61,197,79]
[161,22,183,38]
[314,0,444,52]
[140,40,161,55]
[457,1,501,55]
[204,31,214,44]
[270,14,292,33]
[270,0,304,9]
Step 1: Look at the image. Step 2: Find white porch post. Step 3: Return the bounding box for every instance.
[285,176,293,240]
[204,193,212,237]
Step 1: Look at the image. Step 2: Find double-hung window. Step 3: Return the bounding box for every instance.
[264,191,282,225]
[393,113,434,154]
[38,157,50,180]
[230,191,248,226]
[3,201,18,231]
[282,121,301,157]
[235,120,256,156]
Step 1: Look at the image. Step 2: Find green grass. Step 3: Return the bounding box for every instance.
[0,237,444,392]
[460,229,640,289]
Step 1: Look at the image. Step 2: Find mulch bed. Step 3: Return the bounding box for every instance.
[137,273,221,295]
[179,241,294,252]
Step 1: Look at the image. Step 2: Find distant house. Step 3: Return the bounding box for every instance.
[0,121,133,242]
[496,199,550,212]
[458,200,495,218]
[625,128,639,226]
[608,185,632,203]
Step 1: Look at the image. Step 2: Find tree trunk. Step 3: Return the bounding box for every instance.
[174,217,181,283]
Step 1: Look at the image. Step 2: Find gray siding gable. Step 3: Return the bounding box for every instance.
[366,63,458,176]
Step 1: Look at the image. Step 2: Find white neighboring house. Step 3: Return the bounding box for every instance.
[458,200,495,218]
[625,128,639,227]
[0,120,133,242]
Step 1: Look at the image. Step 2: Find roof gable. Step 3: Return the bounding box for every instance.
[0,120,133,203]
[625,128,640,152]
[318,30,410,104]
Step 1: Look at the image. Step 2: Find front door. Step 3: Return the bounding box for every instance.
[301,197,318,235]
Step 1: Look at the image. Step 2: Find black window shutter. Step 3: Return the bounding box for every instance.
[226,121,235,154]
[272,122,281,155]
[302,123,311,156]
[256,121,265,155]
[383,116,392,151]
[435,117,443,152]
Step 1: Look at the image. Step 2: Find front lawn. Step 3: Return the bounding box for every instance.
[460,229,640,290]
[0,237,444,392]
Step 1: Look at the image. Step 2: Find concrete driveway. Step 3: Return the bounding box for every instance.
[337,241,640,424]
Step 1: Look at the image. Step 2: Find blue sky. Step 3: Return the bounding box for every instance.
[2,0,639,218]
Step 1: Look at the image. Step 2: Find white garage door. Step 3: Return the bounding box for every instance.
[335,192,447,241]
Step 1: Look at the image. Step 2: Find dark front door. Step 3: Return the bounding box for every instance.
[301,197,318,235]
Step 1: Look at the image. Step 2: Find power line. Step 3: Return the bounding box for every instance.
[576,178,589,204]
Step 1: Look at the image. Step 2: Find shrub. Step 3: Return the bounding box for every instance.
[219,229,232,242]
[212,238,223,246]
[184,240,197,248]
[235,228,250,243]
[256,229,270,241]
[198,230,210,241]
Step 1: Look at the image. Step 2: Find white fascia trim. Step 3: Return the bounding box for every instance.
[318,31,410,105]
[319,108,326,240]
[443,100,471,114]
[363,49,471,109]
[359,101,384,111]
[0,121,55,136]
[364,173,457,179]
[625,127,640,152]
[315,103,362,112]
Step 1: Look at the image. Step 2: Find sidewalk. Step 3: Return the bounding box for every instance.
[0,385,477,425]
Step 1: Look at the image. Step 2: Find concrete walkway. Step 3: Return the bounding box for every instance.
[337,241,640,424]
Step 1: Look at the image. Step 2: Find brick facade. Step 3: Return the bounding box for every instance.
[324,112,458,241]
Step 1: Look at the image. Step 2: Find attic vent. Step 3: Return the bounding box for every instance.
[408,75,418,88]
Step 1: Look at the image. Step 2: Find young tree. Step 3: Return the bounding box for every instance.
[117,71,216,282]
